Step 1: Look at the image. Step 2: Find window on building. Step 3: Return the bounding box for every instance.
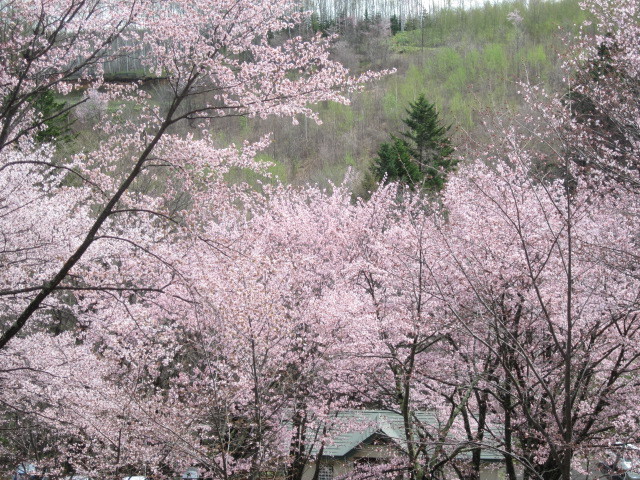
[318,464,333,480]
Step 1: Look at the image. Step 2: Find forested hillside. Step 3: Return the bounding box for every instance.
[217,0,595,189]
[52,0,592,190]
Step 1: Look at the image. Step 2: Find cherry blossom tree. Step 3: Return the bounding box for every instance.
[0,0,382,351]
[0,0,141,150]
[0,0,384,475]
[342,190,454,480]
[419,2,640,478]
[342,3,640,478]
[441,142,639,480]
[436,2,640,471]
[149,184,360,480]
[0,182,359,477]
[566,0,640,192]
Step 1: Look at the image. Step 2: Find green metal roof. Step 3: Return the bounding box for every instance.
[310,410,503,462]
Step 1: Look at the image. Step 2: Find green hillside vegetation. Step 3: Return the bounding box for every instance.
[215,0,593,191]
[383,0,593,126]
[393,0,591,49]
[57,0,593,192]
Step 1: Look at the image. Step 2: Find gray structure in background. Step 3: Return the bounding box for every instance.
[302,410,503,480]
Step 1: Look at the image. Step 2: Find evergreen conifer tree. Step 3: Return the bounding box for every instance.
[402,94,455,191]
[370,95,455,193]
[32,90,73,145]
[372,136,422,188]
[390,14,401,35]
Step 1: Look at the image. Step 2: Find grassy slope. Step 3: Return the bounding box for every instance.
[58,0,592,192]
[225,0,593,191]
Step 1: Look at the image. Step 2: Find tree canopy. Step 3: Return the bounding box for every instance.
[1,0,639,479]
[372,94,456,191]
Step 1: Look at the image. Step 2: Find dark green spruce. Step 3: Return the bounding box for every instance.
[371,94,456,192]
